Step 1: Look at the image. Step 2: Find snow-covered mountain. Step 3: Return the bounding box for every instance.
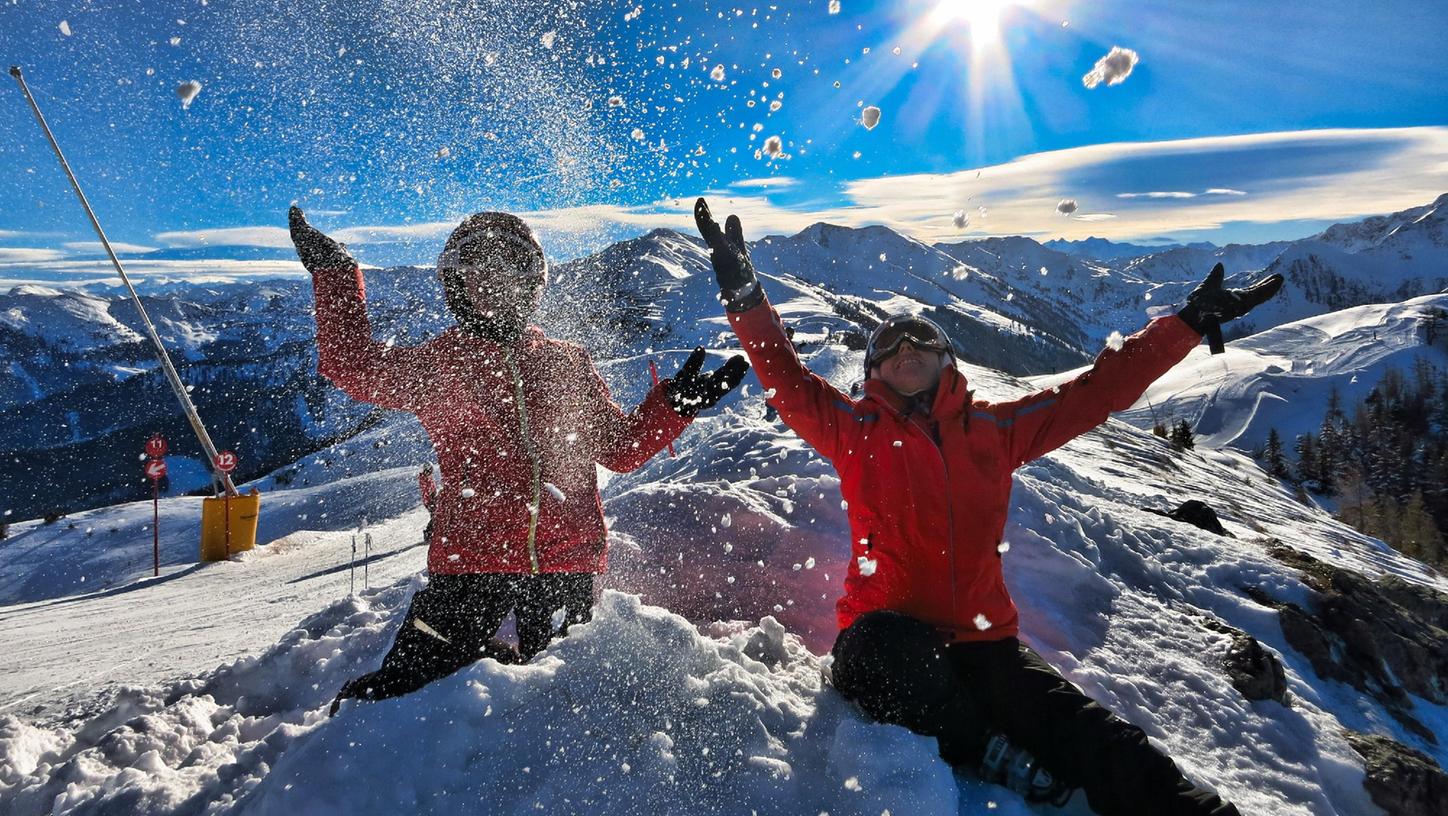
[1043,236,1216,261]
[1051,293,1448,453]
[1,284,1444,814]
[4,195,1448,523]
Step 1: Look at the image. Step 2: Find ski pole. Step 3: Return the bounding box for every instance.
[363,532,371,589]
[9,65,237,495]
[349,532,357,597]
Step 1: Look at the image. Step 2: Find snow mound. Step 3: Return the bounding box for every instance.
[249,591,963,815]
[4,586,1044,816]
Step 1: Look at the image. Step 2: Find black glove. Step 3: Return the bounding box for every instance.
[665,347,751,417]
[1177,263,1284,354]
[694,197,764,312]
[289,205,355,273]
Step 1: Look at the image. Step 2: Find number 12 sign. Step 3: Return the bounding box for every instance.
[214,450,237,474]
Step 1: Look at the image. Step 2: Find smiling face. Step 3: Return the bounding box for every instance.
[871,339,948,397]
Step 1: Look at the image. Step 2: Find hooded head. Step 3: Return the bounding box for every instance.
[437,212,548,344]
[864,314,955,397]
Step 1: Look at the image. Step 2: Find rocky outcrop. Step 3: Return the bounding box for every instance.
[1147,499,1234,537]
[1194,615,1289,704]
[1343,730,1448,816]
[1245,545,1448,743]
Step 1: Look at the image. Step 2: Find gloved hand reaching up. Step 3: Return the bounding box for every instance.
[694,197,764,312]
[1177,263,1284,354]
[289,205,354,273]
[666,347,750,417]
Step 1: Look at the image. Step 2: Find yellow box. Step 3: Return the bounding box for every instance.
[200,489,262,561]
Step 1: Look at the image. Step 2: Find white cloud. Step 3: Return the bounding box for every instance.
[113,126,1448,262]
[1117,191,1197,199]
[1083,46,1139,89]
[332,222,455,244]
[732,177,798,189]
[0,248,66,263]
[836,127,1448,242]
[154,226,293,249]
[63,241,159,255]
[0,259,307,289]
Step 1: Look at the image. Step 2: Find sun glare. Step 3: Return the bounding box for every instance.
[932,0,1010,46]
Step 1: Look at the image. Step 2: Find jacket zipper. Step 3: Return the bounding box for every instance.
[504,347,543,575]
[929,423,958,626]
[900,408,957,625]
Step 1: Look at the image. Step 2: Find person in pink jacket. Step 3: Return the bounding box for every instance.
[289,207,747,708]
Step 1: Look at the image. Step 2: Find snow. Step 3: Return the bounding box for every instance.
[1082,46,1139,89]
[58,20,71,36]
[175,80,202,109]
[540,30,557,49]
[829,1,842,14]
[710,63,726,82]
[1061,293,1448,451]
[861,105,881,130]
[4,213,1448,814]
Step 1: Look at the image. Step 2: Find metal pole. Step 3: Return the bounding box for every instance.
[9,65,237,495]
[152,479,160,577]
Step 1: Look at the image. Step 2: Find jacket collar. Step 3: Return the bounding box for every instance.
[862,365,971,420]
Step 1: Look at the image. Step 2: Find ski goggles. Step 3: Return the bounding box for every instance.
[436,228,547,284]
[864,315,953,370]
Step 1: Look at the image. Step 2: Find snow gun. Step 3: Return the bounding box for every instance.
[11,66,262,559]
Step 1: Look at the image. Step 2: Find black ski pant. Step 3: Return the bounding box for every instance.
[831,611,1240,816]
[338,572,594,703]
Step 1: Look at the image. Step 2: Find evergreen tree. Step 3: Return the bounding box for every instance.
[1294,434,1319,491]
[1400,490,1445,564]
[1262,428,1290,479]
[1169,419,1195,451]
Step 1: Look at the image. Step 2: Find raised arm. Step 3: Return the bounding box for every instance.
[992,314,1201,467]
[290,206,428,410]
[695,198,857,460]
[995,263,1283,467]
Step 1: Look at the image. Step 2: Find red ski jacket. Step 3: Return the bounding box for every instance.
[729,298,1202,642]
[311,265,690,575]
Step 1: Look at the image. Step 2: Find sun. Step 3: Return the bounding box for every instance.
[931,0,1012,47]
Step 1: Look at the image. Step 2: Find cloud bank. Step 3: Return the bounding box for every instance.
[8,127,1448,278]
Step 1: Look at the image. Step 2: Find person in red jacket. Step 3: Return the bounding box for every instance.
[289,206,747,708]
[694,198,1281,815]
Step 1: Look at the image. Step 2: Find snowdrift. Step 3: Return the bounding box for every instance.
[3,586,1039,816]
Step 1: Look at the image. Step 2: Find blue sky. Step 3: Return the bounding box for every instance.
[1,0,1446,277]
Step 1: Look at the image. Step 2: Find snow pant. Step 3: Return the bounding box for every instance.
[830,611,1240,816]
[337,572,594,704]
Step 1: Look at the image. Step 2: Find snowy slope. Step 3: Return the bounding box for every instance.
[3,308,1446,814]
[1028,294,1448,452]
[4,202,1448,815]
